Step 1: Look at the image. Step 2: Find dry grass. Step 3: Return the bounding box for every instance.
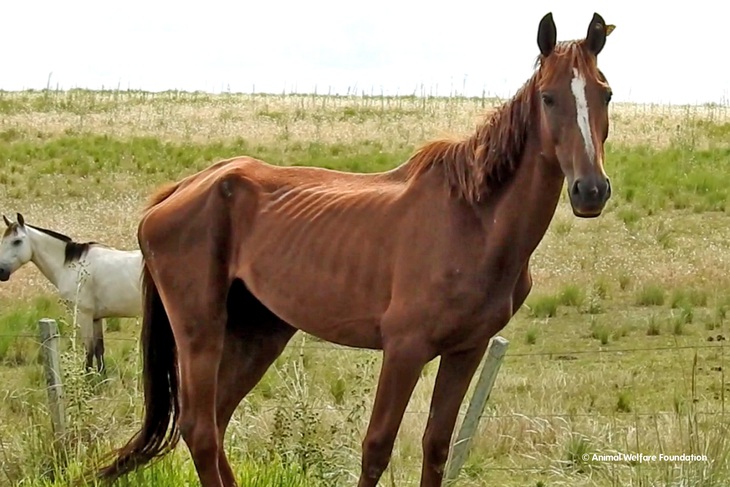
[2,91,729,149]
[1,89,729,486]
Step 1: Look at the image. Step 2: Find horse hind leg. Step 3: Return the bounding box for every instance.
[145,175,259,486]
[215,323,296,485]
[92,318,105,373]
[214,280,297,487]
[176,316,227,485]
[154,276,229,487]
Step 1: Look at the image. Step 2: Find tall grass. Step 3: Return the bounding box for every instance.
[0,89,729,486]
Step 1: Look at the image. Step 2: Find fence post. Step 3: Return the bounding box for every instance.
[444,335,509,484]
[38,318,66,442]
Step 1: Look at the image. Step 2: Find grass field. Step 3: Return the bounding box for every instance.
[1,88,729,487]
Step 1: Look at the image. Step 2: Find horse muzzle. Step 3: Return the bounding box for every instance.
[568,176,611,218]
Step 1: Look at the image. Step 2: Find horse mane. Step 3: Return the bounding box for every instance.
[403,74,539,204]
[26,224,98,264]
[404,40,602,204]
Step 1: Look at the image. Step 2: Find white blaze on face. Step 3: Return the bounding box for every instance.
[570,68,595,164]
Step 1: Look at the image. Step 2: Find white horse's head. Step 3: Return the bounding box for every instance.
[0,213,33,282]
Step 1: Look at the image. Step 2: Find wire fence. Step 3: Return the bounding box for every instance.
[2,328,727,418]
[1,322,728,484]
[2,331,728,353]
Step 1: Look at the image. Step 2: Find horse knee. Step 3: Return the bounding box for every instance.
[422,431,452,475]
[179,416,196,445]
[361,434,395,480]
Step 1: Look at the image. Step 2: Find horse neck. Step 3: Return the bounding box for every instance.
[26,227,69,288]
[480,132,565,265]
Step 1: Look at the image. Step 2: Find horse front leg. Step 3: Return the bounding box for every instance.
[419,346,489,487]
[76,311,95,372]
[357,334,433,487]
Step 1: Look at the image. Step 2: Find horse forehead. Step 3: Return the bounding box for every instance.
[541,46,598,89]
[570,67,590,97]
[570,64,602,88]
[2,223,18,239]
[570,67,608,113]
[551,63,592,86]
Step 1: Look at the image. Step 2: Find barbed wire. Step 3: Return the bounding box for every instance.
[0,332,726,358]
[2,326,727,424]
[5,378,727,420]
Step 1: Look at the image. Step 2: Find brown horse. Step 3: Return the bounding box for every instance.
[98,11,614,487]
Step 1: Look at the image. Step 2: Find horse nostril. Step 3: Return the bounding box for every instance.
[571,180,581,197]
[573,179,599,199]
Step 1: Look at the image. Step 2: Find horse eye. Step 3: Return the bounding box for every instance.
[12,239,22,246]
[541,93,555,107]
[605,91,613,104]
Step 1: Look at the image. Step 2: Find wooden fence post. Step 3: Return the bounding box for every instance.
[444,335,510,484]
[38,318,66,442]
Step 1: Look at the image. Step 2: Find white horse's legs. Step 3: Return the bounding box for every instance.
[93,318,105,373]
[77,311,97,372]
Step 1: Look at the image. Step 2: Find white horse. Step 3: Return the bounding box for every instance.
[0,213,142,372]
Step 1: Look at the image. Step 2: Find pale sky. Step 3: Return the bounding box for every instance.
[3,1,728,105]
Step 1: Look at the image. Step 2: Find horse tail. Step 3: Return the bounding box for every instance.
[97,262,180,481]
[145,180,182,211]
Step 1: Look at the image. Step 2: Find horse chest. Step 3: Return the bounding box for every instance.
[426,282,515,351]
[426,261,521,328]
[430,267,491,314]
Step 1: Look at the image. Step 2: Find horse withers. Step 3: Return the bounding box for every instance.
[99,12,615,487]
[0,213,142,372]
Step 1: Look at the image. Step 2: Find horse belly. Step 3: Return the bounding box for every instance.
[269,301,385,349]
[239,217,394,349]
[95,290,142,319]
[243,260,389,348]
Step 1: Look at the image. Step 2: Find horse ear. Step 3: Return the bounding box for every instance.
[537,12,557,57]
[2,215,10,227]
[586,12,608,56]
[16,213,25,227]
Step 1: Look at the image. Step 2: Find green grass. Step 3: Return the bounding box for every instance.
[1,89,730,486]
[0,296,62,366]
[1,132,729,214]
[558,284,585,308]
[613,145,730,214]
[17,453,321,487]
[635,284,667,306]
[0,133,413,202]
[526,294,561,318]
